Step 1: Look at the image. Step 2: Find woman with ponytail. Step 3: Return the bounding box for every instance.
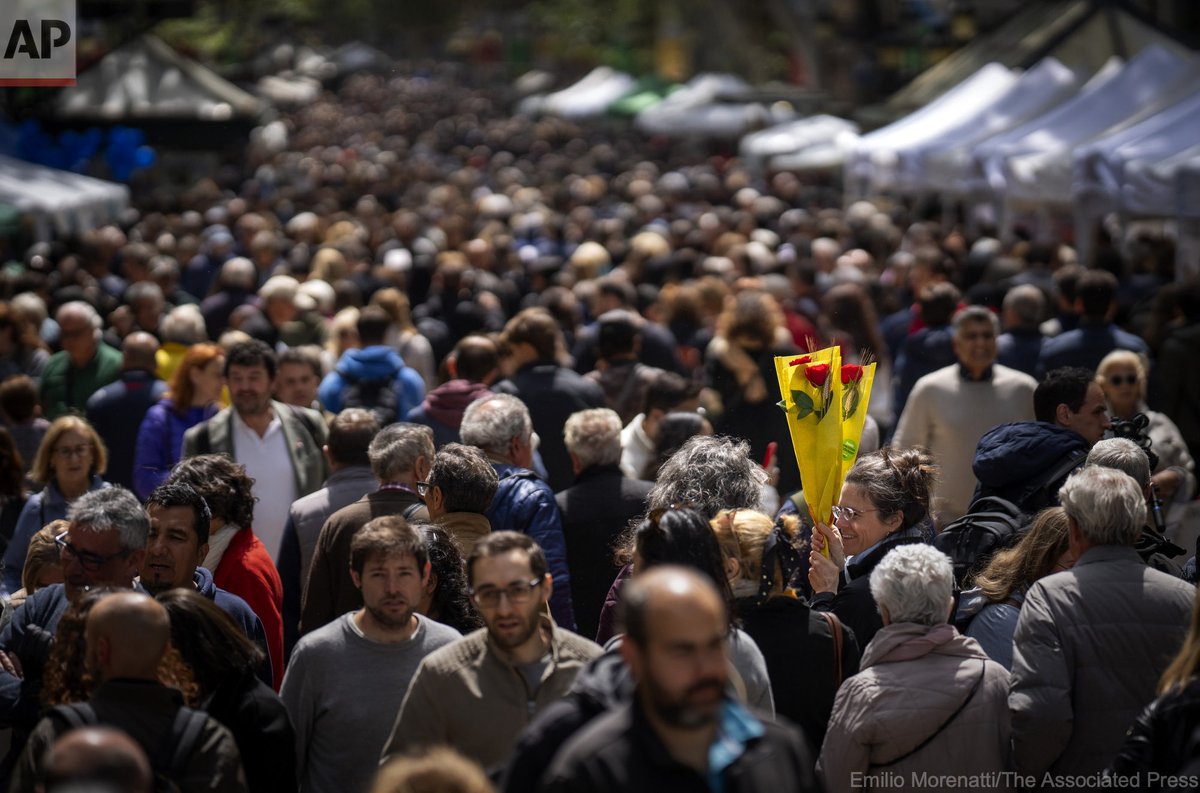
[807,447,939,647]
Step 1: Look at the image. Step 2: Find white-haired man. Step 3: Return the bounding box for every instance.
[1010,466,1194,778]
[40,302,122,420]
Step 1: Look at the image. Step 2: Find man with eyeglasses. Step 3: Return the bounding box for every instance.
[39,302,122,421]
[541,566,818,793]
[0,487,148,775]
[382,531,602,776]
[282,516,458,793]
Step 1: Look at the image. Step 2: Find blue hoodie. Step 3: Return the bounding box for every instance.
[318,345,425,417]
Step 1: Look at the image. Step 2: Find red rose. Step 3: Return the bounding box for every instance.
[805,363,830,387]
[789,355,812,367]
[841,364,863,384]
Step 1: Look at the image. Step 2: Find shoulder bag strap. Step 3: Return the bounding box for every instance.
[819,610,845,687]
[870,661,988,769]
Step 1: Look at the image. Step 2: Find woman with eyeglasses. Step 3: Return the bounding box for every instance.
[2,417,108,594]
[711,508,860,754]
[1096,350,1196,533]
[132,344,225,500]
[953,507,1074,670]
[808,447,937,648]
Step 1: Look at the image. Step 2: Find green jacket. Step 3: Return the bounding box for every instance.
[39,344,122,420]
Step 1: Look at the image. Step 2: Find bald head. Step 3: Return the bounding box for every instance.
[121,332,160,371]
[85,593,170,681]
[621,565,726,648]
[42,726,152,793]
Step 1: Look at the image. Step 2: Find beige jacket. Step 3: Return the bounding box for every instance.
[381,617,602,773]
[434,511,492,555]
[819,622,1011,793]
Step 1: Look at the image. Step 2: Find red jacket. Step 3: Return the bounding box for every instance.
[212,527,285,689]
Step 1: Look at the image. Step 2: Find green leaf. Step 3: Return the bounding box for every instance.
[792,390,814,419]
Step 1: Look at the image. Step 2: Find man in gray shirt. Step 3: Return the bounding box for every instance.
[281,515,460,793]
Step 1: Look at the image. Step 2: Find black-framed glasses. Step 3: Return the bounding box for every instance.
[1107,374,1138,387]
[831,505,880,523]
[55,533,131,572]
[416,480,432,498]
[53,444,93,459]
[469,577,543,608]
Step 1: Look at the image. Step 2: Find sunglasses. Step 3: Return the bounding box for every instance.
[1107,374,1139,387]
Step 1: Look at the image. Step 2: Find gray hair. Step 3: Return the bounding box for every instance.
[952,304,1000,336]
[1059,466,1146,547]
[220,257,257,290]
[67,487,149,551]
[160,304,207,345]
[869,544,954,626]
[648,435,766,519]
[367,423,435,482]
[1002,284,1045,329]
[56,301,102,335]
[563,408,622,469]
[1086,438,1151,488]
[460,394,532,456]
[124,281,164,308]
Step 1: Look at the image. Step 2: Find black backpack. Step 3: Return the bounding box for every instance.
[341,372,399,425]
[933,496,1028,588]
[48,702,209,793]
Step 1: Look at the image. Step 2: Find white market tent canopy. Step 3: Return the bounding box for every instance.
[913,57,1081,194]
[846,63,1019,195]
[532,67,637,120]
[634,73,762,138]
[739,115,860,175]
[56,34,264,121]
[0,155,129,241]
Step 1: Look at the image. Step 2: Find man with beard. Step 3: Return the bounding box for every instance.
[540,567,819,793]
[183,340,328,564]
[382,531,602,775]
[281,516,458,793]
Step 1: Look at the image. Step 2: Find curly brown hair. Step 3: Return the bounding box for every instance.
[42,589,199,707]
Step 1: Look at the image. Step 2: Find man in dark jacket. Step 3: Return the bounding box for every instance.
[299,423,432,635]
[996,284,1045,378]
[1037,269,1150,377]
[972,367,1112,513]
[556,408,652,640]
[407,334,498,446]
[540,567,819,793]
[460,393,575,630]
[493,307,605,493]
[141,481,273,685]
[86,332,168,490]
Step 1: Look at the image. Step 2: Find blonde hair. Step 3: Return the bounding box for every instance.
[1162,585,1200,694]
[371,747,495,793]
[710,509,801,598]
[23,521,66,594]
[327,307,361,357]
[31,416,107,486]
[1096,349,1148,404]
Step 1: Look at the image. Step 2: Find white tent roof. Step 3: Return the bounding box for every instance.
[56,35,263,121]
[535,67,637,120]
[916,58,1081,193]
[738,115,860,173]
[1072,87,1200,213]
[0,155,129,241]
[972,44,1198,200]
[1113,144,1200,219]
[847,63,1018,192]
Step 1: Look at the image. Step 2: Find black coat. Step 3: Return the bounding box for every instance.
[736,596,860,753]
[539,698,820,793]
[204,667,297,793]
[810,532,926,649]
[1111,676,1200,786]
[494,363,606,493]
[556,465,652,641]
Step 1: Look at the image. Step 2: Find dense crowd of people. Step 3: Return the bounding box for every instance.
[0,63,1197,792]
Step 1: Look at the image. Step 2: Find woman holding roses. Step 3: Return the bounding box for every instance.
[807,447,938,648]
[706,289,801,495]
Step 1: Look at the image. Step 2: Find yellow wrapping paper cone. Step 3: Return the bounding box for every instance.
[774,347,843,538]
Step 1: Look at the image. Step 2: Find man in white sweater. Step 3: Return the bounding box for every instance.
[892,305,1037,524]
